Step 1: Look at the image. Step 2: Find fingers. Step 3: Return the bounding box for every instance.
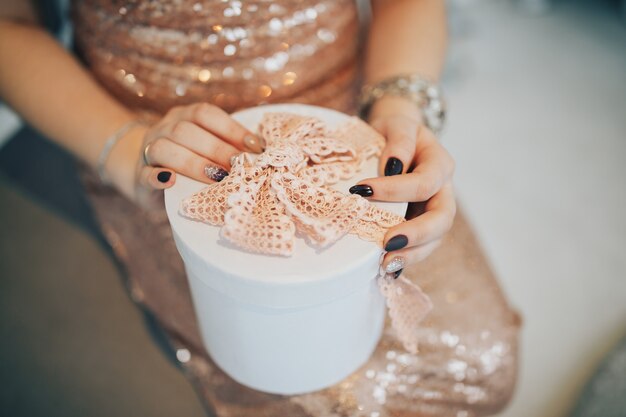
[376,116,418,177]
[176,103,264,153]
[350,140,454,202]
[138,166,176,190]
[383,183,456,249]
[379,183,455,271]
[382,239,443,276]
[144,137,229,184]
[161,120,240,168]
[140,103,263,193]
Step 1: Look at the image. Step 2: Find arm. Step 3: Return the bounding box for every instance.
[0,4,256,206]
[366,0,447,83]
[365,0,447,120]
[353,0,456,271]
[0,16,139,196]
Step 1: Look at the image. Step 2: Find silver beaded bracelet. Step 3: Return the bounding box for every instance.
[358,74,446,134]
[96,119,146,185]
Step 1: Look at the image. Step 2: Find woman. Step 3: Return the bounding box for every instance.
[0,1,520,415]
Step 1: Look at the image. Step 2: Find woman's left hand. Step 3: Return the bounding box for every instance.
[352,97,456,274]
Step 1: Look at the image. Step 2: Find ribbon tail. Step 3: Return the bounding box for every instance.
[378,272,433,354]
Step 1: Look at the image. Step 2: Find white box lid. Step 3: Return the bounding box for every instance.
[165,104,407,309]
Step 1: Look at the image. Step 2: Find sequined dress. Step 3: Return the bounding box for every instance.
[72,1,522,416]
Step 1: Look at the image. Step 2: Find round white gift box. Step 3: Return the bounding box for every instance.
[165,104,406,395]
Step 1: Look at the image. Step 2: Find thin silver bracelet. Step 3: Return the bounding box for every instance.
[358,74,446,134]
[96,119,146,185]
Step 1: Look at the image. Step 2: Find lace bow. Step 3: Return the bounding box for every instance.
[180,112,432,353]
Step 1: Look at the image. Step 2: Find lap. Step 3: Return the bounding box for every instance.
[81,167,520,417]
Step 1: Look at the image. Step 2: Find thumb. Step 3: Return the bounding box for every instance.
[134,166,177,210]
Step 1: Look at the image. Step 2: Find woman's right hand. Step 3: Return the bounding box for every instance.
[105,103,264,208]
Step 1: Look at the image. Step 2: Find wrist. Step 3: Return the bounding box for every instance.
[103,124,147,200]
[359,74,445,133]
[368,95,424,125]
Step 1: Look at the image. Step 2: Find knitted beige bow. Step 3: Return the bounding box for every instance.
[180,112,432,353]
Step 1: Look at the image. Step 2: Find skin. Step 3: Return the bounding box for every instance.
[365,0,455,271]
[0,0,455,270]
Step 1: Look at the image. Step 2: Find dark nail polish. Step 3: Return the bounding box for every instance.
[204,165,229,182]
[385,234,408,251]
[394,269,403,279]
[157,171,171,183]
[349,184,373,197]
[384,157,403,176]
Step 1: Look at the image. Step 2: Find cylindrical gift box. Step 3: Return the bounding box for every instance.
[164,104,407,394]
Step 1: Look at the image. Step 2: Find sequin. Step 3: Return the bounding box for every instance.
[269,4,286,14]
[242,68,254,80]
[222,66,235,78]
[176,348,191,363]
[305,8,318,20]
[264,57,281,72]
[317,28,336,43]
[223,8,236,17]
[258,85,272,98]
[441,330,460,347]
[269,18,283,33]
[175,84,187,97]
[233,27,247,39]
[198,69,211,82]
[124,73,136,84]
[224,44,237,56]
[282,71,297,85]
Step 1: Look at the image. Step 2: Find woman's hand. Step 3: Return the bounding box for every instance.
[352,97,456,274]
[104,103,264,208]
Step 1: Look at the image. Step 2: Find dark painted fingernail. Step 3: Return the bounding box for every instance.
[394,269,403,279]
[384,157,403,176]
[204,165,229,182]
[385,234,408,251]
[157,171,171,183]
[349,184,373,197]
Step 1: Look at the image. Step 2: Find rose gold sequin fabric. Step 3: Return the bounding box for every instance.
[73,0,360,113]
[73,1,521,415]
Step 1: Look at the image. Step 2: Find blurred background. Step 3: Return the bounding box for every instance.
[1,0,625,416]
[444,1,626,416]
